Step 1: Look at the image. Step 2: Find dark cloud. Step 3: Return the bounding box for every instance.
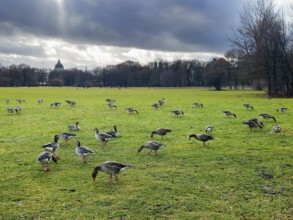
[0,0,245,54]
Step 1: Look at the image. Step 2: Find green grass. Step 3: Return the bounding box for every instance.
[0,87,292,219]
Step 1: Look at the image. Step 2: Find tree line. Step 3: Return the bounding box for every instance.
[0,0,292,97]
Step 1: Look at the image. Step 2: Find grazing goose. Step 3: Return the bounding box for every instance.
[68,122,80,131]
[242,119,263,130]
[205,125,214,134]
[16,99,25,103]
[59,132,76,143]
[277,107,288,112]
[125,107,138,114]
[151,128,172,139]
[41,135,60,159]
[243,104,254,109]
[223,111,237,118]
[259,113,276,122]
[75,140,94,163]
[106,125,118,138]
[137,141,164,155]
[106,98,116,103]
[37,99,44,103]
[189,134,214,146]
[94,128,113,147]
[158,98,165,106]
[192,102,203,108]
[272,125,282,133]
[7,108,14,113]
[15,106,22,112]
[152,103,160,109]
[50,102,61,107]
[65,100,76,106]
[92,161,132,182]
[171,110,184,116]
[107,103,117,109]
[6,99,10,104]
[36,151,58,172]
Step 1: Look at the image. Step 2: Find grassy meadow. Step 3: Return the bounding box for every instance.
[0,87,292,219]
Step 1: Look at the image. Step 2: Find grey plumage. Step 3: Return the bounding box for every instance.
[92,161,132,182]
[151,128,172,139]
[137,141,164,155]
[223,111,237,118]
[259,113,276,122]
[189,134,214,146]
[75,140,94,163]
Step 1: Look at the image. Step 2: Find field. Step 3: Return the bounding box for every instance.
[0,87,292,219]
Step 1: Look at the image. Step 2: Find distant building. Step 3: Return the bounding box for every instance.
[54,60,64,71]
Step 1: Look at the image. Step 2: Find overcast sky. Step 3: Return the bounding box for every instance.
[0,0,291,70]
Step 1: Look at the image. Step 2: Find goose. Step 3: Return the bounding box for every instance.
[37,99,43,103]
[106,125,118,138]
[243,104,254,109]
[151,128,172,139]
[50,102,61,107]
[171,110,184,116]
[16,99,25,103]
[36,151,58,172]
[7,108,14,113]
[189,134,214,146]
[107,103,117,109]
[223,111,237,118]
[68,122,80,131]
[137,141,164,155]
[59,132,76,143]
[277,107,287,112]
[75,140,94,163]
[15,106,22,112]
[205,125,214,134]
[106,98,116,103]
[65,100,76,106]
[259,113,276,122]
[152,103,160,109]
[94,128,113,147]
[41,135,60,159]
[92,161,132,182]
[272,125,282,133]
[242,119,263,130]
[192,102,203,108]
[158,98,165,106]
[125,108,138,114]
[6,99,10,104]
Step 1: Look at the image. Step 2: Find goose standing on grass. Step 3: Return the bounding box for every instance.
[106,125,118,138]
[75,140,94,163]
[7,108,14,113]
[277,107,288,112]
[50,102,61,107]
[92,161,132,182]
[68,122,80,131]
[151,128,172,140]
[107,103,117,109]
[15,106,22,112]
[158,98,165,106]
[137,141,164,155]
[171,110,184,116]
[36,151,58,172]
[272,125,282,133]
[59,132,76,143]
[242,118,263,130]
[193,102,203,108]
[65,100,76,106]
[41,135,60,160]
[94,128,113,147]
[125,107,138,114]
[152,103,160,109]
[259,113,276,122]
[205,125,214,134]
[222,111,237,118]
[6,99,10,104]
[106,98,116,103]
[37,99,44,103]
[243,104,254,109]
[189,134,214,146]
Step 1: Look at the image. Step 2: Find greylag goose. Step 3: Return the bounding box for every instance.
[189,134,214,146]
[137,141,164,155]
